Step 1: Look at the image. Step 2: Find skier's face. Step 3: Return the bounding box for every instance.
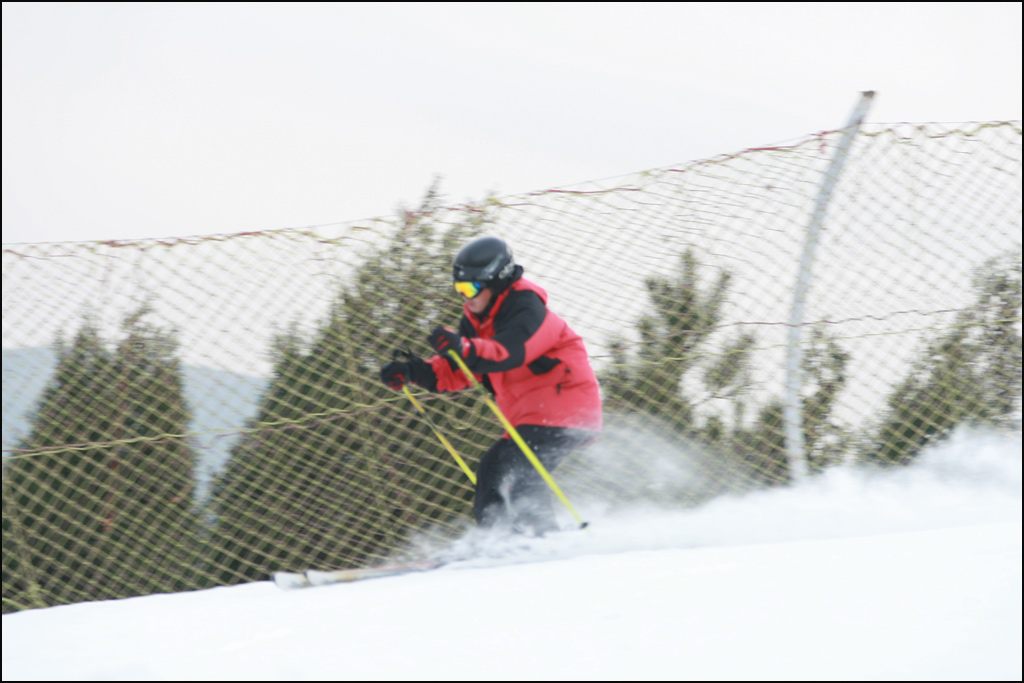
[462,285,492,315]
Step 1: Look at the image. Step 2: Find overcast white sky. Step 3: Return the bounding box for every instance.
[3,2,1021,244]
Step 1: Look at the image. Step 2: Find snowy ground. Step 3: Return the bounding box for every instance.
[3,428,1021,681]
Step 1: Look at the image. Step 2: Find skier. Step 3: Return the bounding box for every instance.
[380,236,602,535]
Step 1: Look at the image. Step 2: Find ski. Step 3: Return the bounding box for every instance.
[272,571,313,590]
[271,523,587,590]
[272,561,443,590]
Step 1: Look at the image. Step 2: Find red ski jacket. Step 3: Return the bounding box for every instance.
[427,277,602,433]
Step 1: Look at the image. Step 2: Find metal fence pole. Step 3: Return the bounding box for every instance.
[784,91,875,480]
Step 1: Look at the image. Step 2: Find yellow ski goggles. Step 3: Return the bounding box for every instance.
[454,281,485,299]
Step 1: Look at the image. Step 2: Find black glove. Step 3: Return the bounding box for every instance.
[380,360,412,391]
[380,350,438,392]
[428,325,475,361]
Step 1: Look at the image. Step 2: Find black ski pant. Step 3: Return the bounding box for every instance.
[473,425,595,533]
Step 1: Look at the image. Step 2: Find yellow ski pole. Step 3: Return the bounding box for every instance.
[446,349,588,529]
[401,384,476,485]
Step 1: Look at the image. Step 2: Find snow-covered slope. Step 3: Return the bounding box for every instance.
[3,429,1021,681]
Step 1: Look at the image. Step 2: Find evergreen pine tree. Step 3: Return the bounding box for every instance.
[2,307,202,612]
[866,253,1022,465]
[602,249,729,433]
[599,250,853,492]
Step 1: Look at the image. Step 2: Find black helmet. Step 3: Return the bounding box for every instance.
[452,237,515,283]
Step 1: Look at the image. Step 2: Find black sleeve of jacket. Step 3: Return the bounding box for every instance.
[467,289,547,374]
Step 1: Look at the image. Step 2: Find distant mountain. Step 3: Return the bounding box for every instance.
[2,347,57,453]
[182,364,269,501]
[2,347,268,501]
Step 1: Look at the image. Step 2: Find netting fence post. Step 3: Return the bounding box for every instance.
[783,90,875,481]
